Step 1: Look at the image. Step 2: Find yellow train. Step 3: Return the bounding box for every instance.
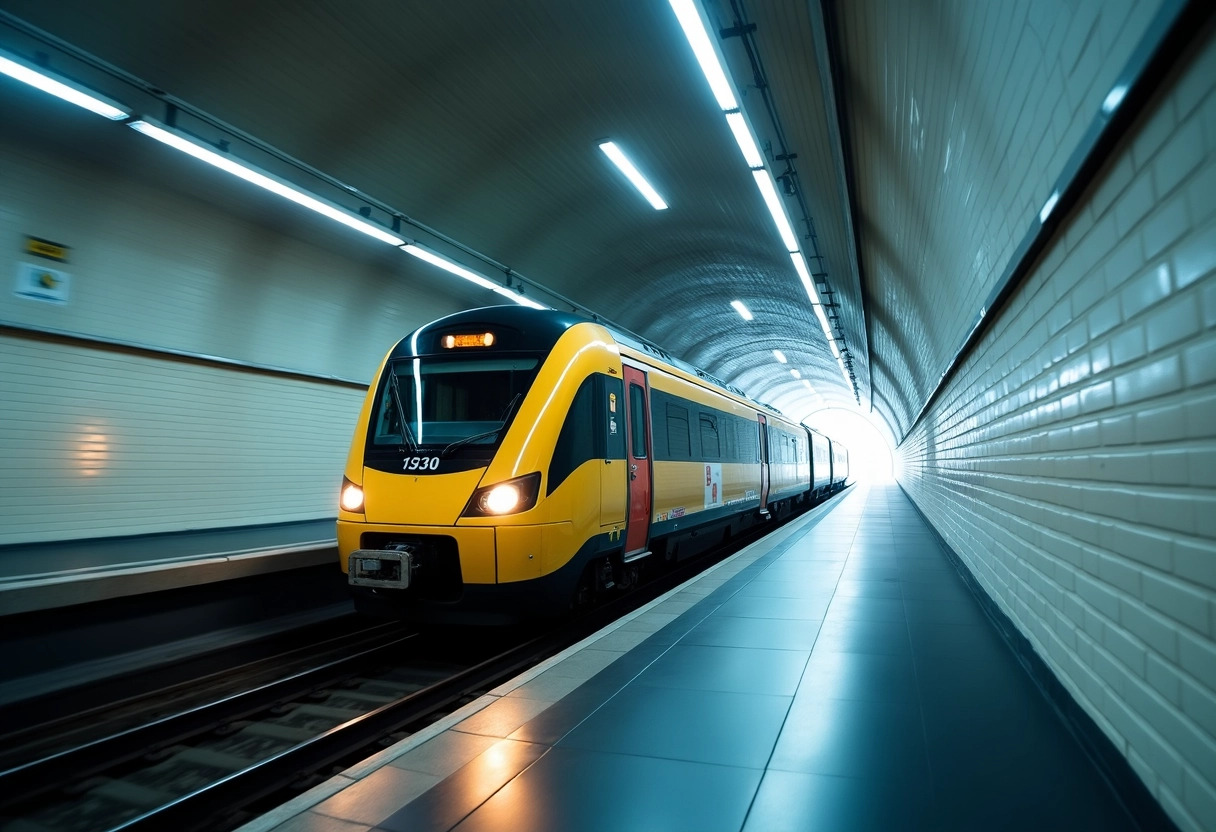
[337,306,848,622]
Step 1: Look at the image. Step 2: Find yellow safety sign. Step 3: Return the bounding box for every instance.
[24,236,70,262]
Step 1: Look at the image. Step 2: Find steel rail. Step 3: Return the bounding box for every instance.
[109,630,566,832]
[0,628,417,808]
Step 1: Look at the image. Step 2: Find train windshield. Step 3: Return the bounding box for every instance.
[369,356,541,452]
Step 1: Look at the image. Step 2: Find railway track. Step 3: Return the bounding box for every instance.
[0,497,829,832]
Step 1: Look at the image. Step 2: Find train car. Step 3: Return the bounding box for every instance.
[829,438,850,489]
[336,306,843,622]
[808,427,832,498]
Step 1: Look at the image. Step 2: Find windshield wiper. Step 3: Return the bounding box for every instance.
[387,370,419,453]
[440,393,523,458]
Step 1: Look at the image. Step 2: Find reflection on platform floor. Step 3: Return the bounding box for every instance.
[253,484,1135,832]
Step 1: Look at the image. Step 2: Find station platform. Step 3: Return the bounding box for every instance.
[242,483,1138,832]
[0,519,337,615]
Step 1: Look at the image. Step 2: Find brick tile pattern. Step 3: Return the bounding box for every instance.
[840,0,1163,434]
[897,29,1216,832]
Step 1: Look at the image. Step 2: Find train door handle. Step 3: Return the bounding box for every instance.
[630,464,638,480]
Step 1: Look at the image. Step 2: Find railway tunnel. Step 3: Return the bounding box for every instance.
[0,1,1213,830]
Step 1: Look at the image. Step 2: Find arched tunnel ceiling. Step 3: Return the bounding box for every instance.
[0,0,1164,441]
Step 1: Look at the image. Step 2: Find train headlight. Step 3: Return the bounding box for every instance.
[340,477,365,513]
[484,483,521,513]
[464,472,541,517]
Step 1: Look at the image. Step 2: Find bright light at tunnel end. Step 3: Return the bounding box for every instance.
[805,407,895,483]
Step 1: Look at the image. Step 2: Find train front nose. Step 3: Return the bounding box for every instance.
[339,467,499,602]
[360,467,486,525]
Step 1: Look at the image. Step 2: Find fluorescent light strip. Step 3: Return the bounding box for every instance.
[752,170,799,252]
[599,141,668,210]
[790,368,801,379]
[772,349,787,364]
[665,2,850,394]
[1039,191,1060,224]
[791,252,844,375]
[131,120,545,310]
[790,252,821,306]
[812,303,832,339]
[725,111,764,168]
[0,52,128,120]
[1102,84,1128,115]
[130,120,406,247]
[403,245,546,309]
[667,0,737,110]
[730,299,753,321]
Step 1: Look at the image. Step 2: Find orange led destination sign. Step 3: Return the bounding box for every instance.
[442,332,496,348]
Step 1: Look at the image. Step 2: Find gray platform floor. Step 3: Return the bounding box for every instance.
[244,483,1136,832]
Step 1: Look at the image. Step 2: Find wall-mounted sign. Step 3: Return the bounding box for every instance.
[14,261,71,304]
[24,236,70,262]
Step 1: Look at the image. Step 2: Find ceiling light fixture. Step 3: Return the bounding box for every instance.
[131,119,544,309]
[730,299,753,321]
[812,303,832,339]
[598,141,668,210]
[802,379,814,391]
[789,252,821,306]
[790,368,801,379]
[402,244,546,309]
[130,119,406,247]
[752,170,799,252]
[1039,191,1060,224]
[725,111,764,168]
[666,0,737,110]
[0,50,128,120]
[773,349,787,364]
[666,0,854,400]
[1102,84,1128,115]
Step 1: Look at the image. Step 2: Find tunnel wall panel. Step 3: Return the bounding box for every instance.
[845,0,1164,434]
[0,114,474,545]
[896,30,1216,832]
[0,117,464,383]
[0,333,360,545]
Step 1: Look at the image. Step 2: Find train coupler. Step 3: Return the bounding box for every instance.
[348,545,413,589]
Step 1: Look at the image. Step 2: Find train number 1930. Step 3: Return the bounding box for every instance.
[403,456,440,471]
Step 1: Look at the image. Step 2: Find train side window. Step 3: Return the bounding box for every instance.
[722,416,736,461]
[547,376,596,495]
[629,384,647,458]
[699,413,720,459]
[666,403,690,459]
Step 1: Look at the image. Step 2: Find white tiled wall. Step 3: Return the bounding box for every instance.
[0,113,485,545]
[897,29,1216,832]
[845,0,1165,435]
[0,333,361,544]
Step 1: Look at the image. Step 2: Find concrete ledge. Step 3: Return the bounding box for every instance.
[0,542,338,616]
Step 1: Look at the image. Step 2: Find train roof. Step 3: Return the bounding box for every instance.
[392,306,785,418]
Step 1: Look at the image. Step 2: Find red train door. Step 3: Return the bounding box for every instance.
[622,364,651,558]
[758,415,770,516]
